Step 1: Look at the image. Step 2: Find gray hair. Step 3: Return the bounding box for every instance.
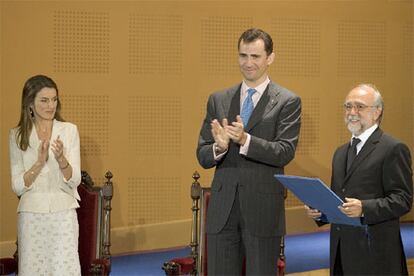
[355,83,384,124]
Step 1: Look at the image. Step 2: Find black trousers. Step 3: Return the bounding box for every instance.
[332,242,343,276]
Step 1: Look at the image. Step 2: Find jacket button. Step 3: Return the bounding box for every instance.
[342,188,345,192]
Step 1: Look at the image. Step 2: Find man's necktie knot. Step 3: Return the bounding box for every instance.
[247,88,256,98]
[241,88,256,127]
[352,137,361,147]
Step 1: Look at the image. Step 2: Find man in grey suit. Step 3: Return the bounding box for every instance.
[197,28,301,275]
[307,84,412,275]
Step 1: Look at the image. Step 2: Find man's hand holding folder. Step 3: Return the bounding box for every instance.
[339,197,363,217]
[305,195,363,223]
[274,175,362,226]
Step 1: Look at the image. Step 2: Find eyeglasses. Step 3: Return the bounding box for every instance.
[343,103,377,112]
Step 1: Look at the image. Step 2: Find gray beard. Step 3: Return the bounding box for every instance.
[345,116,363,136]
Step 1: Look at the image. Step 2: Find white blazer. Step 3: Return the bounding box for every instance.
[9,120,81,213]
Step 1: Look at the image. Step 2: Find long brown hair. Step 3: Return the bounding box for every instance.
[16,75,64,151]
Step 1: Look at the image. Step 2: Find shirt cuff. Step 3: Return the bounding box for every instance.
[213,143,227,160]
[23,183,34,192]
[239,133,251,156]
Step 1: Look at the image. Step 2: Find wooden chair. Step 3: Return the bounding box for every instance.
[162,172,286,276]
[0,170,113,276]
[77,170,113,275]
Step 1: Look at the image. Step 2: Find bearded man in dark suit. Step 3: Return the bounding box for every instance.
[197,28,301,275]
[307,84,413,275]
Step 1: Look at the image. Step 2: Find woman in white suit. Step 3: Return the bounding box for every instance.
[9,75,81,276]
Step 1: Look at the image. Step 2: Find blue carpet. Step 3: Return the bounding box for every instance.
[110,223,413,275]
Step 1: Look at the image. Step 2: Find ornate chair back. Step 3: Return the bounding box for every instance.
[76,170,113,276]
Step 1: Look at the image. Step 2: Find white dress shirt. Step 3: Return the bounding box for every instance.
[352,123,378,155]
[239,78,270,155]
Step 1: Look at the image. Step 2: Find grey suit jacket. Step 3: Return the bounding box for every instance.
[197,81,301,237]
[329,128,413,275]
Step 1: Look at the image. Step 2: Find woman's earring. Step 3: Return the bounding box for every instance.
[29,108,34,117]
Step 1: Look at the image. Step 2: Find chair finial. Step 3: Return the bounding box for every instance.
[105,171,113,183]
[191,171,201,200]
[192,171,200,182]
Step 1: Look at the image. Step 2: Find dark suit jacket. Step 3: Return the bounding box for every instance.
[197,81,301,237]
[330,128,413,275]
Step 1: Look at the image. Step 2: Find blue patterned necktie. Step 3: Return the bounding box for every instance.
[241,88,256,127]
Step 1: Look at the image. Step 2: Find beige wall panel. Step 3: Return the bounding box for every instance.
[1,0,413,256]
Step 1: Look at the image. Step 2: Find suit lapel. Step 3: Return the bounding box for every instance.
[226,85,241,123]
[336,145,348,186]
[50,119,63,141]
[245,82,279,131]
[343,128,383,184]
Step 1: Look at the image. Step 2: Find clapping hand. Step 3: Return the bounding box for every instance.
[211,118,230,153]
[225,115,247,145]
[37,139,49,165]
[51,135,64,161]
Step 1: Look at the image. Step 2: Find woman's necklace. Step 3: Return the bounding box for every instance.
[35,123,51,141]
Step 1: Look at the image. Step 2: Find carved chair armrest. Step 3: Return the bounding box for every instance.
[162,257,195,275]
[90,258,111,276]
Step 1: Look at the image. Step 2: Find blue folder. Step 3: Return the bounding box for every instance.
[275,175,362,227]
